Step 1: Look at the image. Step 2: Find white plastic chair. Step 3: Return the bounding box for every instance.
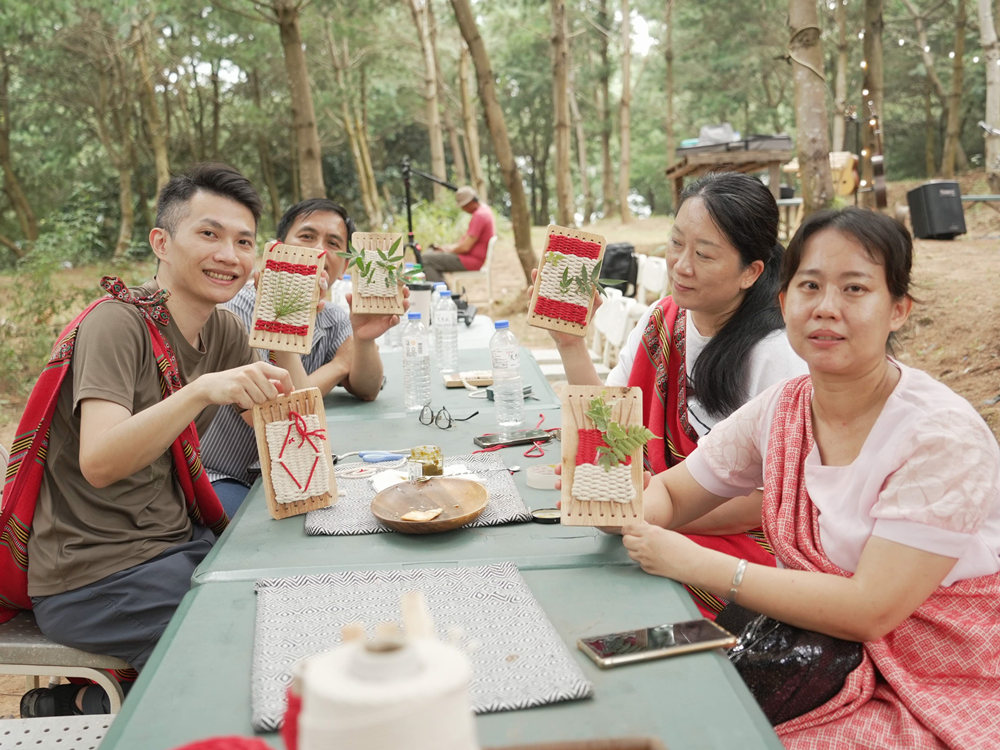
[636,255,669,306]
[592,290,637,369]
[446,234,496,307]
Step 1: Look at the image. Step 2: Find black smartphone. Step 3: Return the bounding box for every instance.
[473,428,553,449]
[577,619,737,668]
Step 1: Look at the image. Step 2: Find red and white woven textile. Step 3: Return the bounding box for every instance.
[764,376,1000,750]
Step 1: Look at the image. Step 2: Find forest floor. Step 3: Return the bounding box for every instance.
[0,173,998,716]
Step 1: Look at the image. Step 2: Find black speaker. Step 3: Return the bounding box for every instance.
[906,182,966,240]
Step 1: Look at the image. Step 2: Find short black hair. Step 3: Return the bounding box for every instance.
[156,163,263,234]
[276,198,356,243]
[781,207,913,300]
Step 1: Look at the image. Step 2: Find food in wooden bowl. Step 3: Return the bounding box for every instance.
[371,477,488,534]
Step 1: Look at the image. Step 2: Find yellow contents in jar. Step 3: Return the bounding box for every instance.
[410,445,443,476]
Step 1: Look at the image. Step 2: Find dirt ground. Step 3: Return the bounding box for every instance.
[0,183,996,718]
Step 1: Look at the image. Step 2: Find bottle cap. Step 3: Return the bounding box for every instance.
[407,312,422,320]
[494,320,509,329]
[440,290,452,297]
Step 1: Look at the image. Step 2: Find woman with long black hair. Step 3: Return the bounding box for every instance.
[548,172,805,616]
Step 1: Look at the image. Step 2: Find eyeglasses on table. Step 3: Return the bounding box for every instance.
[418,404,480,430]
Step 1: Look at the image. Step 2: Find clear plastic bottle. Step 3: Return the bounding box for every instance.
[489,320,524,438]
[430,282,448,318]
[433,289,459,373]
[402,312,431,411]
[331,274,351,312]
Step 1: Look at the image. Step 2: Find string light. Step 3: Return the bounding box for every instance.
[860,179,868,187]
[861,149,869,157]
[860,60,868,69]
[858,31,865,40]
[974,56,980,63]
[948,51,955,59]
[862,88,869,96]
[924,45,930,52]
[898,38,905,46]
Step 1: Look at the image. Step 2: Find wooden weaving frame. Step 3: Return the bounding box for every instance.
[527,224,607,337]
[560,385,643,527]
[350,232,406,315]
[253,387,337,520]
[248,241,324,354]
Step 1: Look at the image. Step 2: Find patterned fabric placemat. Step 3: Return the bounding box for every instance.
[304,452,531,535]
[251,562,593,732]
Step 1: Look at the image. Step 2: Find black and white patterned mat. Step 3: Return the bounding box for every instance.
[251,562,593,731]
[304,453,532,535]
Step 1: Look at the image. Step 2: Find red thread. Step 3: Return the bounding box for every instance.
[287,411,326,451]
[303,455,319,492]
[535,296,588,325]
[255,320,309,336]
[547,234,601,259]
[279,423,294,459]
[576,429,631,466]
[279,461,303,489]
[265,260,318,275]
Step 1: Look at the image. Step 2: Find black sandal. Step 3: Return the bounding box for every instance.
[19,683,83,717]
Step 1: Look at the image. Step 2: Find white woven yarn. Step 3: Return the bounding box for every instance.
[538,253,596,307]
[357,249,399,298]
[572,463,634,503]
[266,414,330,503]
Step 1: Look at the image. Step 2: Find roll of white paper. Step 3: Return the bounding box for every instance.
[298,638,478,750]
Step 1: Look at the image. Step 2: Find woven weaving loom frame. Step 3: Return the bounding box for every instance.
[560,385,643,527]
[527,224,607,337]
[253,387,337,519]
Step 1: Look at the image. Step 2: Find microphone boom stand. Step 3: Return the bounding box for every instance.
[402,157,457,265]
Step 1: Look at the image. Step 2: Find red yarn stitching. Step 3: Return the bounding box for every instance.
[265,260,318,275]
[535,296,588,325]
[547,234,601,259]
[255,319,309,336]
[576,428,631,466]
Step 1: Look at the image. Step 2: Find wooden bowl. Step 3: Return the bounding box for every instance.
[371,477,489,534]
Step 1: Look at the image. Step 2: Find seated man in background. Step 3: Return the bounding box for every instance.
[422,185,495,283]
[201,198,405,514]
[3,163,308,716]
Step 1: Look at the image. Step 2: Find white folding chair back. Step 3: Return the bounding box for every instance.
[594,293,638,368]
[446,234,496,307]
[636,255,668,306]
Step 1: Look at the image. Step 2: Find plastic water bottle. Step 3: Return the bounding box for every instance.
[430,282,448,316]
[331,274,351,312]
[433,290,459,373]
[402,312,431,411]
[489,320,524,438]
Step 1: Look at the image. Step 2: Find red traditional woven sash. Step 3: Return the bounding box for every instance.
[764,376,1000,749]
[629,296,774,617]
[627,296,697,473]
[0,277,228,624]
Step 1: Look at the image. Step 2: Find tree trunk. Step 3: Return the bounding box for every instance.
[618,0,632,223]
[0,47,38,254]
[940,0,966,177]
[408,0,447,200]
[924,79,937,176]
[132,18,170,195]
[597,0,615,216]
[450,0,535,285]
[832,0,849,151]
[860,0,884,208]
[569,74,593,223]
[325,27,381,228]
[551,0,574,226]
[273,0,325,198]
[445,117,468,185]
[459,48,485,199]
[664,0,676,175]
[250,68,282,228]
[113,158,135,260]
[210,60,221,158]
[789,0,834,214]
[980,0,1000,192]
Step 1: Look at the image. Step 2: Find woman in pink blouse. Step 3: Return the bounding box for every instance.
[623,208,1000,748]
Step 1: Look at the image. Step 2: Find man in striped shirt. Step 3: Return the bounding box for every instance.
[200,199,403,514]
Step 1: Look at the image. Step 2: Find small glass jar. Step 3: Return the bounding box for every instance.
[409,445,443,476]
